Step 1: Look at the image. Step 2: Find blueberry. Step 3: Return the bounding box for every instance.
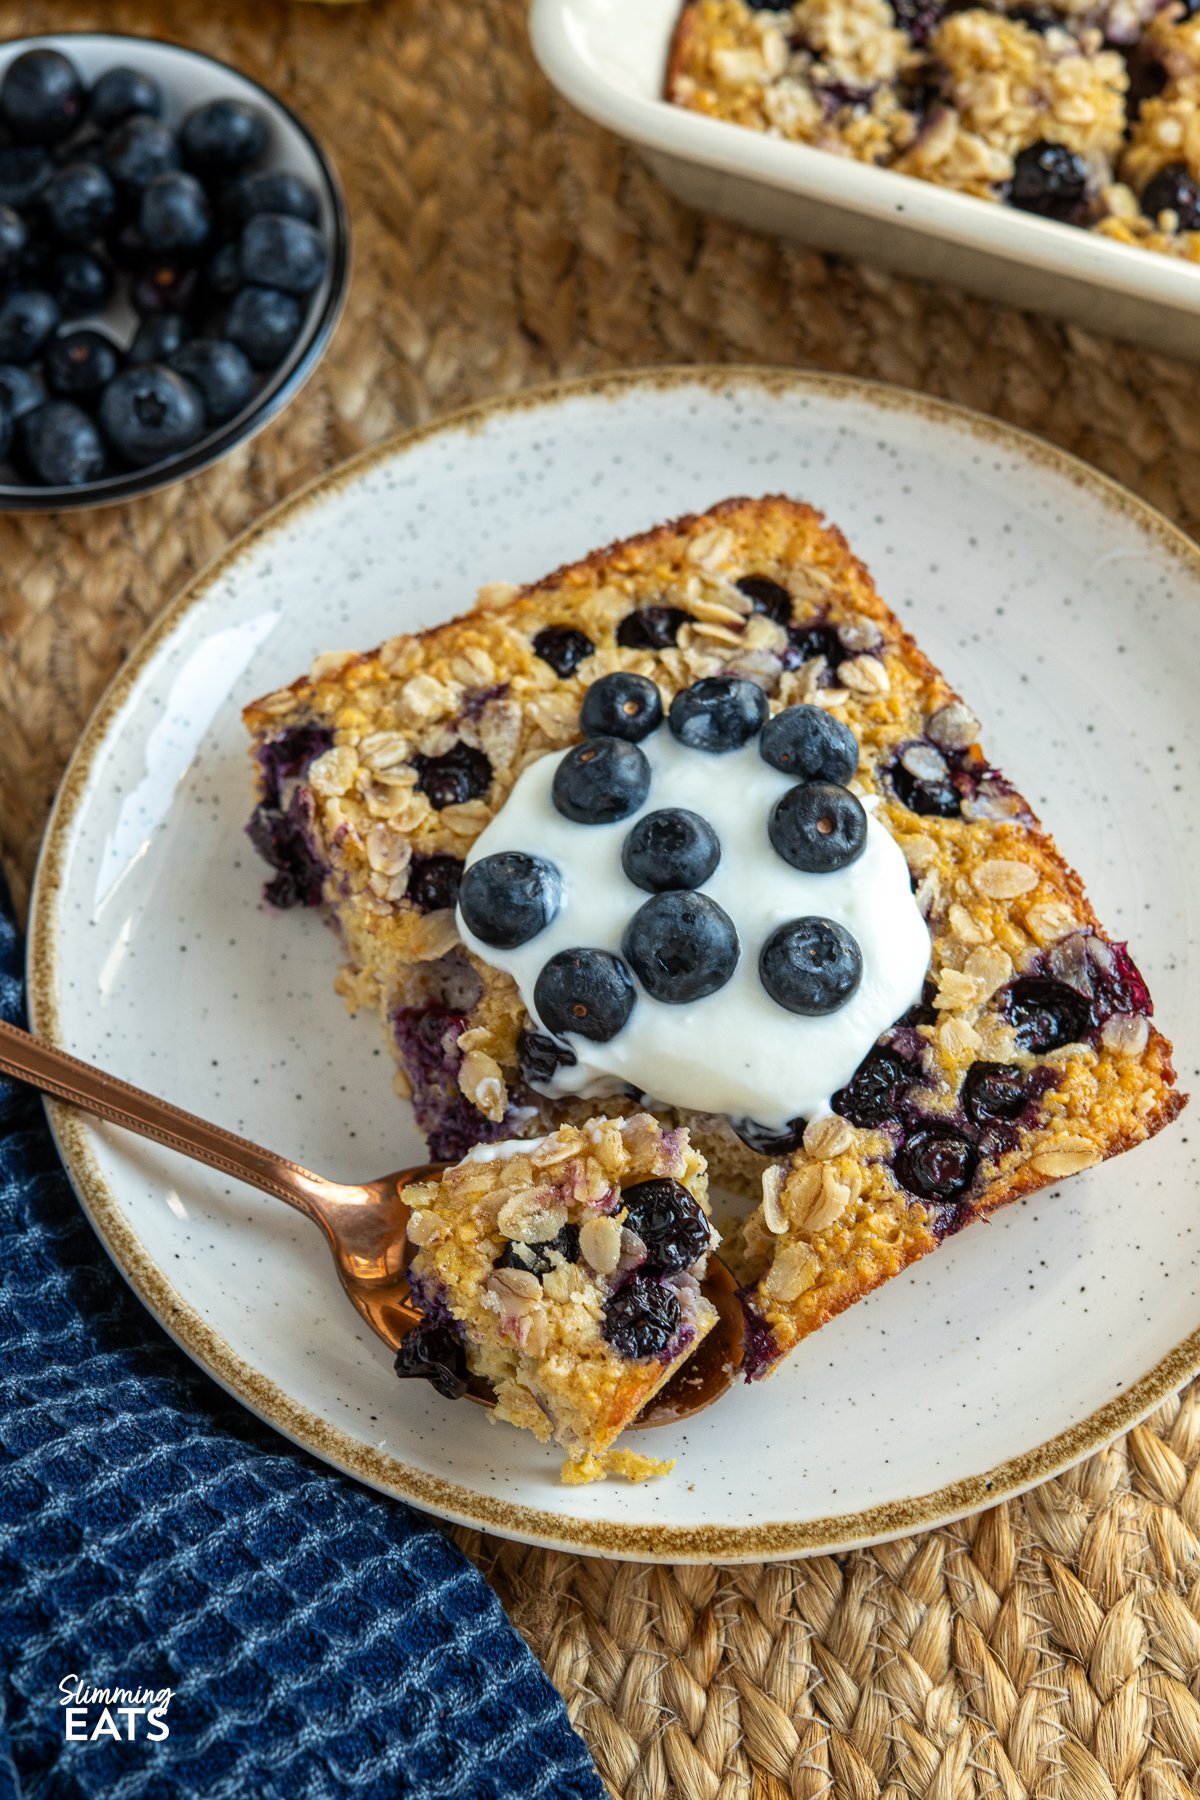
[891,0,943,44]
[1,50,84,145]
[669,676,768,753]
[1008,141,1087,221]
[736,573,792,625]
[580,672,663,742]
[108,218,148,266]
[131,264,200,317]
[98,364,205,468]
[622,807,720,893]
[496,1222,580,1277]
[90,66,162,130]
[833,1046,913,1128]
[0,362,43,420]
[785,623,844,671]
[532,624,594,678]
[168,338,254,425]
[102,117,181,192]
[129,312,190,364]
[17,401,104,485]
[227,170,320,226]
[891,743,961,817]
[731,1115,808,1155]
[459,851,562,948]
[392,1321,467,1400]
[768,782,867,874]
[44,328,121,401]
[0,205,26,281]
[1125,47,1167,123]
[0,392,12,460]
[140,170,211,253]
[42,162,116,244]
[225,284,303,369]
[517,1027,577,1086]
[1141,163,1200,230]
[205,237,243,297]
[240,211,327,295]
[759,917,862,1015]
[552,735,650,824]
[895,1124,977,1202]
[181,99,269,177]
[0,143,51,209]
[623,891,739,1003]
[413,741,492,809]
[1009,5,1059,28]
[534,947,636,1041]
[760,704,859,784]
[621,1178,710,1272]
[616,605,690,649]
[962,1062,1027,1124]
[0,290,60,364]
[603,1275,680,1360]
[1005,977,1089,1053]
[50,247,113,315]
[401,854,461,915]
[744,0,794,8]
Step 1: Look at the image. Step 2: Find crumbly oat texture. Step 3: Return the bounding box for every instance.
[244,494,1184,1383]
[402,1116,716,1463]
[667,0,1200,262]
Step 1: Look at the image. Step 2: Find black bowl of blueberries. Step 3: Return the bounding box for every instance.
[0,34,348,507]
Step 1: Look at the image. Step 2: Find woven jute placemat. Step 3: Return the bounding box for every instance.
[4,3,1200,1794]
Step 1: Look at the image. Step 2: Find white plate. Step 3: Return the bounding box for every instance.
[29,368,1200,1563]
[529,0,1200,363]
[0,34,347,510]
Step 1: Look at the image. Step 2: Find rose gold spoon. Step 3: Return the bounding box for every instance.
[0,1018,744,1427]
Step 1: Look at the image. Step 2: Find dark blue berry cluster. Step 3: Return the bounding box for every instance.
[457,672,872,1048]
[0,46,329,487]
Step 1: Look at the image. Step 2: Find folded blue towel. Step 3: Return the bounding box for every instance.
[0,873,604,1800]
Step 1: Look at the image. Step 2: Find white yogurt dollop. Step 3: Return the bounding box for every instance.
[457,730,931,1130]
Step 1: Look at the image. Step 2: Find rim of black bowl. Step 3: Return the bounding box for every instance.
[0,31,350,512]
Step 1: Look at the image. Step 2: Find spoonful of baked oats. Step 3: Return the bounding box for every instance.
[0,1021,744,1481]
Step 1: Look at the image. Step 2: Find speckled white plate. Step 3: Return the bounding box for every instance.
[29,369,1200,1563]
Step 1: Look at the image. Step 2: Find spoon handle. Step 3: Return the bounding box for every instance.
[0,1016,338,1220]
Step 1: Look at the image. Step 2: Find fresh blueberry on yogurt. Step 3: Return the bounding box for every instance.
[760,705,858,784]
[768,782,867,874]
[580,671,663,742]
[668,676,768,753]
[622,807,720,893]
[534,947,636,1041]
[623,891,740,1003]
[458,851,562,948]
[759,917,863,1015]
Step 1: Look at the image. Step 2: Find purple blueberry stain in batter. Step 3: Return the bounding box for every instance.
[390,1001,515,1161]
[739,1295,780,1382]
[255,722,334,806]
[247,723,335,907]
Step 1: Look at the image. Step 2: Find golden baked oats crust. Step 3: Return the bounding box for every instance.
[244,495,1184,1382]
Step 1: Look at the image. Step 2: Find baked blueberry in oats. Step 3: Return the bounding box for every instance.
[243,495,1184,1468]
[667,0,1200,261]
[399,1115,717,1471]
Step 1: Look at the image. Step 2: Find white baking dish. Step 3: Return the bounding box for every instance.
[529,0,1200,360]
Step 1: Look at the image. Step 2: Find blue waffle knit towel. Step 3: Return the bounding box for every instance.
[0,874,604,1800]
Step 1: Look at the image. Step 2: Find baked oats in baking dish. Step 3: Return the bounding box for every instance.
[243,495,1183,1451]
[667,0,1200,260]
